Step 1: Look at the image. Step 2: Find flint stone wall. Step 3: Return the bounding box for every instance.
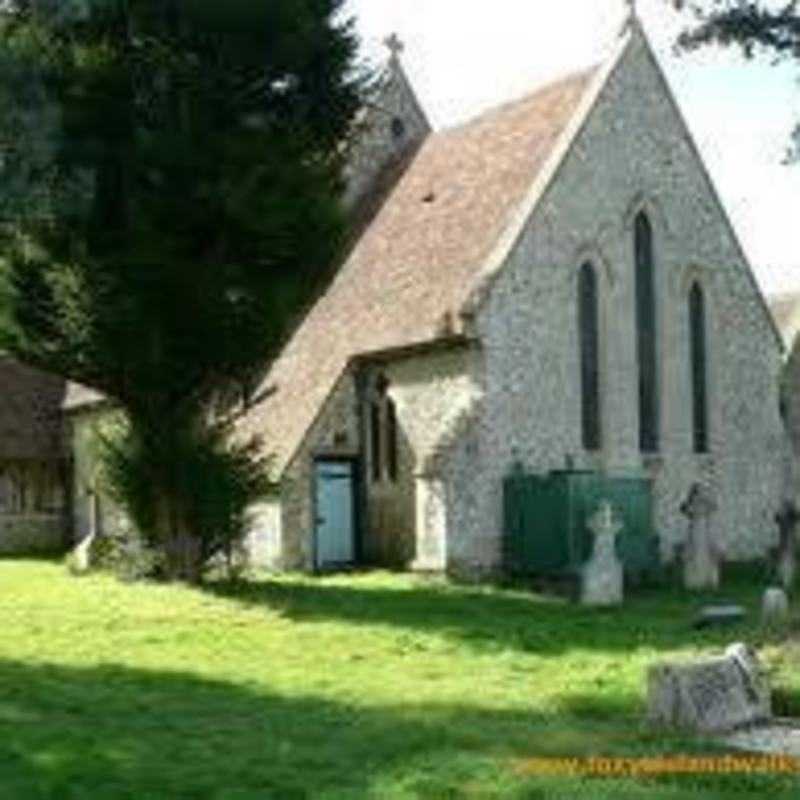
[363,347,482,570]
[436,29,785,573]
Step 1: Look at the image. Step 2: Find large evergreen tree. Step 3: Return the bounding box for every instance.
[0,0,366,580]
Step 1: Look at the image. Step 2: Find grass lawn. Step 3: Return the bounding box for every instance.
[2,559,800,798]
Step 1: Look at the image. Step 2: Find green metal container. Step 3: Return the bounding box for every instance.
[503,468,659,577]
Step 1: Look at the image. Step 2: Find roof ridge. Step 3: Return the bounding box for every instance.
[437,64,602,138]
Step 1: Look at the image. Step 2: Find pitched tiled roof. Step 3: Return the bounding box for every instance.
[239,67,598,475]
[0,357,67,461]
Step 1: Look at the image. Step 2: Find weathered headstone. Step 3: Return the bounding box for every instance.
[774,501,799,591]
[680,483,721,591]
[581,501,623,607]
[647,642,771,734]
[762,587,789,624]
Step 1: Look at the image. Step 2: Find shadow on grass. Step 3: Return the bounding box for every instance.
[0,552,66,563]
[0,659,796,800]
[203,572,769,658]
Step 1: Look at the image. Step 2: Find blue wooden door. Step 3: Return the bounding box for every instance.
[314,460,356,569]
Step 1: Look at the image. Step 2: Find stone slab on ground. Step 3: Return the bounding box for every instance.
[693,604,745,629]
[647,643,771,734]
[723,719,800,757]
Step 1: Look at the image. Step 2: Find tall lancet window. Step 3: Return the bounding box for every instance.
[689,281,709,453]
[635,211,659,452]
[370,400,382,482]
[578,262,601,450]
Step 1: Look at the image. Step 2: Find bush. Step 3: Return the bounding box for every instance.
[65,528,163,582]
[98,415,274,581]
[89,529,163,583]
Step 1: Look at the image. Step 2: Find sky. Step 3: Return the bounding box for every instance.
[344,0,800,297]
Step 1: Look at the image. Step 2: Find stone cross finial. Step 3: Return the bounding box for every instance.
[620,0,640,36]
[384,33,405,60]
[680,483,717,520]
[589,501,623,541]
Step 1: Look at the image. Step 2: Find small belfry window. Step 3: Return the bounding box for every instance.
[578,262,601,451]
[689,281,709,453]
[635,211,659,453]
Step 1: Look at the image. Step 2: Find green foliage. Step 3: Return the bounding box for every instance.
[0,0,366,400]
[673,1,800,58]
[86,526,163,582]
[99,417,275,574]
[0,1,367,578]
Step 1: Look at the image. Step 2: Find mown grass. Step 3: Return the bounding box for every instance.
[1,558,800,798]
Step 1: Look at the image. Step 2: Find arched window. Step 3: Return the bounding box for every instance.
[635,211,659,452]
[689,281,709,453]
[578,262,601,451]
[386,398,399,482]
[370,374,400,484]
[370,400,382,482]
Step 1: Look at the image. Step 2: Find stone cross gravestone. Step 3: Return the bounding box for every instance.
[581,501,623,607]
[647,642,771,734]
[680,482,721,591]
[774,501,799,591]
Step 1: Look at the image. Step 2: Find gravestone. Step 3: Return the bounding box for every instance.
[773,501,799,591]
[680,483,721,591]
[762,587,789,624]
[647,642,771,734]
[581,501,623,607]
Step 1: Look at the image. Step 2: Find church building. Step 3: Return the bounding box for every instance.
[233,17,789,575]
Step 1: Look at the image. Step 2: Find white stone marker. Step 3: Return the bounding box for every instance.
[581,501,623,607]
[680,483,721,591]
[762,587,789,624]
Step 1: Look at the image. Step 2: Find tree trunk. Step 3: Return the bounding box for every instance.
[164,529,203,584]
[155,489,203,583]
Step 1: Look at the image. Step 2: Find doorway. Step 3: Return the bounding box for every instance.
[314,459,358,570]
